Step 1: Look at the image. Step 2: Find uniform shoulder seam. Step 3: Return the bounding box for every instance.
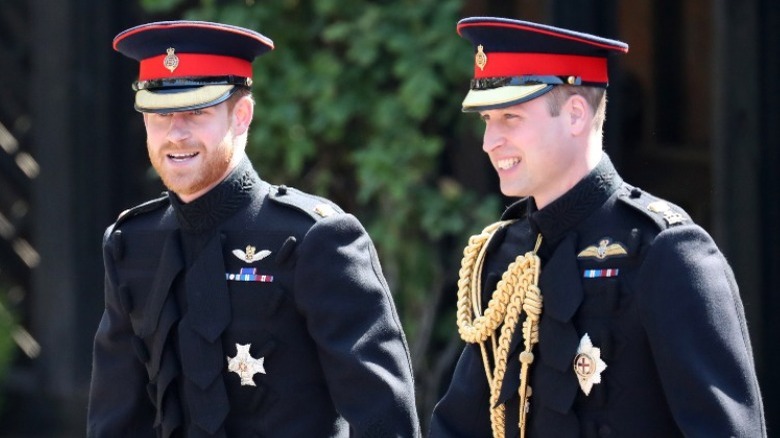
[616,183,692,230]
[268,185,344,222]
[115,194,170,227]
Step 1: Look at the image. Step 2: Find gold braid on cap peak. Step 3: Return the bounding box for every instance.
[456,221,543,438]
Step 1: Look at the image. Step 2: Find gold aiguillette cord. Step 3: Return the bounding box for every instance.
[456,223,543,438]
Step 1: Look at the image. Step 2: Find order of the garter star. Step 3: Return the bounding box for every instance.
[573,334,607,395]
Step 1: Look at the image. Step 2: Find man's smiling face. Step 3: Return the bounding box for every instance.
[479,94,579,208]
[143,99,242,202]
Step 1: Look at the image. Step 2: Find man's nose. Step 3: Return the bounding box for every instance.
[165,114,190,143]
[482,123,505,153]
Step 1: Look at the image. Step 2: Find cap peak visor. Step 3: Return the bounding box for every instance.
[461,84,552,112]
[135,84,236,113]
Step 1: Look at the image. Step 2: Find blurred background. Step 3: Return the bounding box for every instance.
[0,0,777,435]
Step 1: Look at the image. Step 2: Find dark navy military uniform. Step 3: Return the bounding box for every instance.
[89,157,420,437]
[429,155,766,437]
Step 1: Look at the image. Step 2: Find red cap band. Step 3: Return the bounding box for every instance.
[474,52,608,83]
[139,53,252,81]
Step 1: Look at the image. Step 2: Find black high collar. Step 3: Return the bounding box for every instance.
[501,154,623,245]
[169,155,258,234]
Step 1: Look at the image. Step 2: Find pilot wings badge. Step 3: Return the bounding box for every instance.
[233,245,272,263]
[577,238,628,261]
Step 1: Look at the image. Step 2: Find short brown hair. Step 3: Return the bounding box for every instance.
[545,85,606,131]
[226,86,254,111]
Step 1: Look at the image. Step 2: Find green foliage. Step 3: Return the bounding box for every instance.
[141,0,501,422]
[0,287,17,408]
[0,305,13,371]
[140,0,188,13]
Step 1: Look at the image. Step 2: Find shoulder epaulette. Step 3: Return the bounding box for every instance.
[268,185,344,221]
[616,184,692,230]
[115,193,170,227]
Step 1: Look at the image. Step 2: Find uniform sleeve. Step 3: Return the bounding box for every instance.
[87,231,155,437]
[428,345,492,437]
[637,225,766,437]
[293,213,421,437]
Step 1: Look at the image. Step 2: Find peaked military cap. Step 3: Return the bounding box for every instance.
[113,20,274,113]
[457,17,628,112]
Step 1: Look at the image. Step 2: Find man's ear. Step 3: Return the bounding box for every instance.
[231,95,254,136]
[566,94,590,136]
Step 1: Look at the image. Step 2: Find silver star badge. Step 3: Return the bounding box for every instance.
[572,334,607,395]
[227,343,266,386]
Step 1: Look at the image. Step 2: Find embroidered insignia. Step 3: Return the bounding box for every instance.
[573,334,607,396]
[232,245,271,263]
[313,204,336,218]
[226,268,274,283]
[163,47,179,73]
[577,238,628,260]
[647,201,685,225]
[475,44,488,71]
[227,343,266,386]
[583,268,619,278]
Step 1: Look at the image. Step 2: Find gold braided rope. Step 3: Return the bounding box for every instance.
[456,221,543,438]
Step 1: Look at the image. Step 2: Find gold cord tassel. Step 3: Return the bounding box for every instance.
[456,223,543,438]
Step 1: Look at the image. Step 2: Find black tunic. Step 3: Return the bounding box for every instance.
[429,155,766,437]
[88,156,420,437]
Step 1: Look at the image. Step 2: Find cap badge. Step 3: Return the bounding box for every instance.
[163,47,179,73]
[573,334,607,395]
[475,44,487,71]
[233,245,272,263]
[577,238,628,260]
[227,343,266,386]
